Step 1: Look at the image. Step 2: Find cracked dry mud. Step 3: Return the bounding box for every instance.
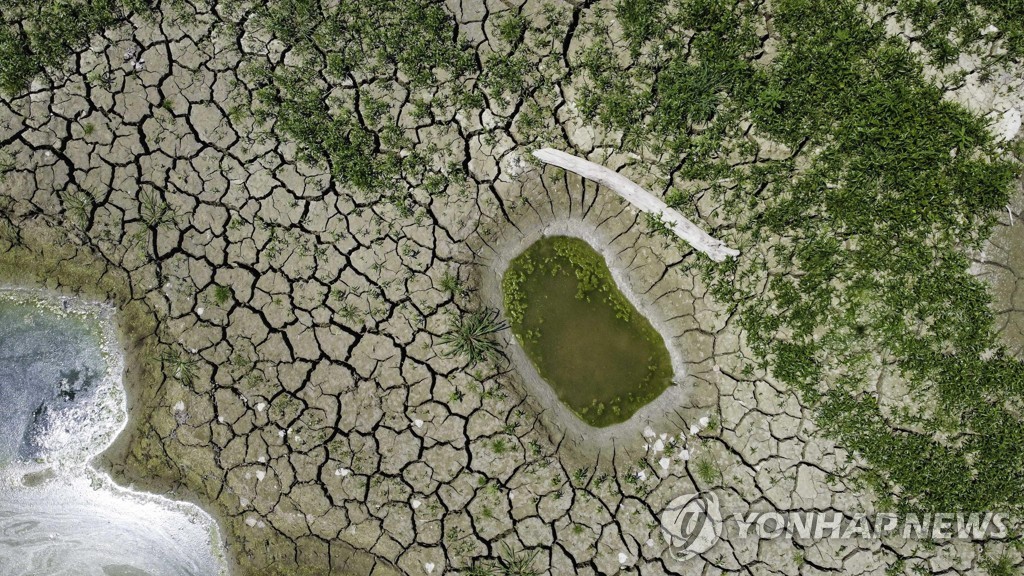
[0,1,1022,575]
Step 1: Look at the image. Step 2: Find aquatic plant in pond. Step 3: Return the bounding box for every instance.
[502,236,674,427]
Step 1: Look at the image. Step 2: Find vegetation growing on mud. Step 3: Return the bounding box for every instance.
[582,0,1024,513]
[0,0,152,95]
[5,0,1024,545]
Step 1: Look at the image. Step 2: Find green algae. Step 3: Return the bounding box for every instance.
[502,236,674,427]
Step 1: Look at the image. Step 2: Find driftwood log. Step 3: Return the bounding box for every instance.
[532,148,740,262]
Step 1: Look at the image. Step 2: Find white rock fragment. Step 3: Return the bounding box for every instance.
[646,538,655,547]
[659,457,671,470]
[424,562,435,574]
[173,401,185,412]
[983,24,1000,35]
[636,470,647,481]
[653,439,665,453]
[689,424,700,435]
[680,449,691,461]
[411,499,422,509]
[256,402,266,412]
[196,307,204,317]
[504,153,527,179]
[992,108,1022,142]
[481,110,498,129]
[643,426,656,438]
[699,416,710,427]
[255,470,266,482]
[618,552,629,565]
[245,517,257,527]
[335,468,350,477]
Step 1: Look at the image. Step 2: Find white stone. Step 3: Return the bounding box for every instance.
[413,418,424,429]
[481,110,498,129]
[504,153,527,179]
[173,401,185,412]
[411,499,422,509]
[618,552,628,564]
[653,439,664,453]
[992,108,1021,142]
[256,470,266,481]
[689,424,700,435]
[642,426,656,438]
[699,416,710,427]
[659,457,671,470]
[424,562,435,574]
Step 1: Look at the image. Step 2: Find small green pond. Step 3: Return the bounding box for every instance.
[502,236,674,427]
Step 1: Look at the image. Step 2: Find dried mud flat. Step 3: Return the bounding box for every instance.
[0,1,1021,575]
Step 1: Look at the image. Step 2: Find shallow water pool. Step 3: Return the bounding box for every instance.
[502,236,674,427]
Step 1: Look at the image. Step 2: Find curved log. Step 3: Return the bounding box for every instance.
[532,148,740,262]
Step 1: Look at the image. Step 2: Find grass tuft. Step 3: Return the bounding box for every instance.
[439,308,508,367]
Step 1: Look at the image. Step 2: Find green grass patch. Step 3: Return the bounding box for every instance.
[246,0,478,200]
[0,0,149,96]
[577,0,1024,512]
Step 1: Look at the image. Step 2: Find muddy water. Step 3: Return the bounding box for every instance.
[503,236,674,427]
[0,290,227,576]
